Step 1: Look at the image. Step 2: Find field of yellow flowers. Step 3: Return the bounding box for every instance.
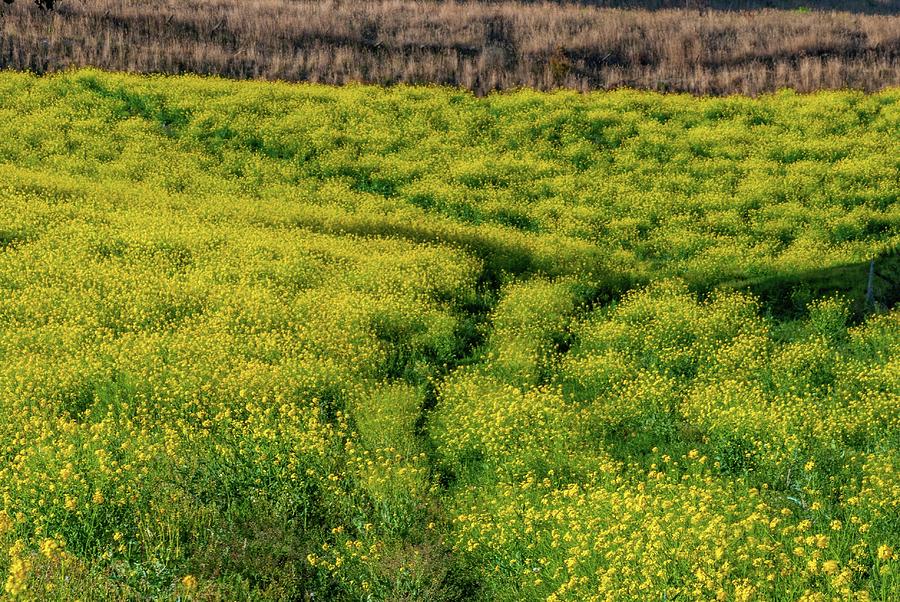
[0,69,897,600]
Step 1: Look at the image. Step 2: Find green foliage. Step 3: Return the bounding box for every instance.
[0,70,896,600]
[432,283,899,601]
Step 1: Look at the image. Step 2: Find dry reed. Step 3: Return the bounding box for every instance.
[0,0,898,94]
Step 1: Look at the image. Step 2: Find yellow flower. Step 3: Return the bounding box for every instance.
[0,513,11,536]
[877,544,893,561]
[181,575,197,590]
[822,560,839,575]
[734,583,755,602]
[39,539,59,559]
[4,555,31,597]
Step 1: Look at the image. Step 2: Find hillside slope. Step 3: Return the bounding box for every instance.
[0,70,897,599]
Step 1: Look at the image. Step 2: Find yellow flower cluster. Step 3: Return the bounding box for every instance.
[433,282,898,600]
[0,69,895,599]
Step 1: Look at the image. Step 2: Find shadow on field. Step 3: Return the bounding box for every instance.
[715,249,900,319]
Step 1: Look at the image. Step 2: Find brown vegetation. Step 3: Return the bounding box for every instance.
[504,1,897,14]
[0,0,898,94]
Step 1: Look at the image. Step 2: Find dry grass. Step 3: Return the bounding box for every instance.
[521,0,896,12]
[0,0,898,94]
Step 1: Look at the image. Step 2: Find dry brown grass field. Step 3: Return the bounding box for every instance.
[1,0,899,94]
